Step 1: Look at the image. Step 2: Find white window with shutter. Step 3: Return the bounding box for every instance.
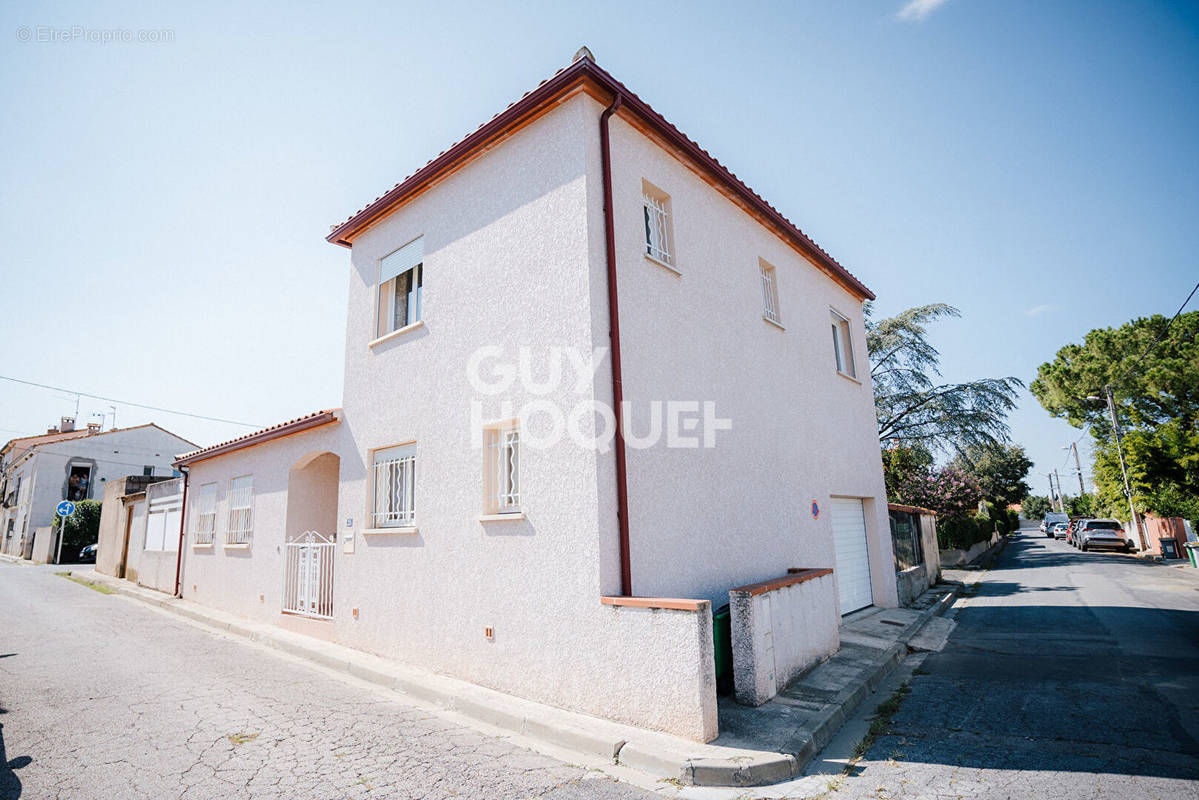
[193,482,217,545]
[372,444,416,529]
[226,475,254,545]
[484,423,521,515]
[375,236,424,340]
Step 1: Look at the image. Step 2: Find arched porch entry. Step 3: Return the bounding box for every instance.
[282,451,339,619]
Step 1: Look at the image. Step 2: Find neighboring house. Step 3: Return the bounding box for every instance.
[95,475,181,592]
[174,53,896,742]
[0,418,195,559]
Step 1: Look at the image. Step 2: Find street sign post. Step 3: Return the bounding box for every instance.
[54,500,76,564]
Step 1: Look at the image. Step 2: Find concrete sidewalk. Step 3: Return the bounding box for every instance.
[63,567,957,788]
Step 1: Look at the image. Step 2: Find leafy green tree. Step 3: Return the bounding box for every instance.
[1022,495,1052,519]
[881,444,934,501]
[867,303,1023,454]
[51,499,102,562]
[951,444,1033,510]
[1065,492,1098,518]
[1031,311,1199,522]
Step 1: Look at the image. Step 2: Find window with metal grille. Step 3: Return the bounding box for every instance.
[376,236,424,339]
[484,424,520,515]
[193,482,217,545]
[372,444,416,528]
[226,475,254,545]
[642,180,674,268]
[760,259,782,325]
[830,309,857,378]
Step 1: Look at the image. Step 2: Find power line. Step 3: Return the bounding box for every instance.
[0,375,262,429]
[1112,279,1199,387]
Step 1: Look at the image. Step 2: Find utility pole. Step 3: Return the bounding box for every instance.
[1103,385,1147,550]
[1054,469,1064,512]
[1070,441,1086,496]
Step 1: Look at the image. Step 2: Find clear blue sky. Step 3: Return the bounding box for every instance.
[2,0,1196,494]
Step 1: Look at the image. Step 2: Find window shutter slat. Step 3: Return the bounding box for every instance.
[379,237,424,284]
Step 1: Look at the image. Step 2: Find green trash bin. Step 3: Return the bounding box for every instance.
[712,604,733,696]
[1184,542,1199,568]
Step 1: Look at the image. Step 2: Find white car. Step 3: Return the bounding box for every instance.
[1042,513,1069,536]
[1077,519,1132,552]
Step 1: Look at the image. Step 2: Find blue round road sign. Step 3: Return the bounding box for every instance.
[56,500,76,517]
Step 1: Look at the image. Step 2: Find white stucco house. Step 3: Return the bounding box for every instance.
[0,418,194,559]
[174,53,896,742]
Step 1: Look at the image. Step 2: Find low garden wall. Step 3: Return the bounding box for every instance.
[940,531,1002,568]
[729,568,839,706]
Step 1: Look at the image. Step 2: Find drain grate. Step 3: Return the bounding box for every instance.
[880,619,906,627]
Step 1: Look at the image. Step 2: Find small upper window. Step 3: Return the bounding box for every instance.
[759,259,781,326]
[484,422,521,515]
[642,180,675,269]
[372,444,416,528]
[376,236,424,339]
[830,310,857,379]
[227,475,254,545]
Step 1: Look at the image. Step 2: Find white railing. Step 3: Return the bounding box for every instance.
[283,531,334,619]
[643,193,671,265]
[760,264,781,324]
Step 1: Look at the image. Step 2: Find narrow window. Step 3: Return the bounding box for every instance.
[226,475,254,545]
[830,310,857,378]
[143,466,154,477]
[642,180,675,269]
[376,236,424,339]
[760,259,781,325]
[372,444,416,528]
[193,482,217,545]
[484,423,521,515]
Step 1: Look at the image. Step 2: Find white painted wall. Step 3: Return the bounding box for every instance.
[591,101,897,612]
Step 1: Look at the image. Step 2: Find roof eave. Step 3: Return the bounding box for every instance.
[325,58,874,302]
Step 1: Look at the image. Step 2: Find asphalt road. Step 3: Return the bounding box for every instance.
[827,529,1199,800]
[0,563,657,800]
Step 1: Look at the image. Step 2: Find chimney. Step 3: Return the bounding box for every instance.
[47,426,58,434]
[59,417,75,432]
[86,422,101,434]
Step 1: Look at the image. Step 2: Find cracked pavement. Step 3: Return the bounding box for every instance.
[0,564,657,800]
[818,531,1199,800]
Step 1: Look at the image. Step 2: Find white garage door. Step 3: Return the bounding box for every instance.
[830,498,873,614]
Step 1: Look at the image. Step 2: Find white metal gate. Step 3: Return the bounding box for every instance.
[283,531,334,619]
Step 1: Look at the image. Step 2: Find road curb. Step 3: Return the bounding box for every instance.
[57,568,960,789]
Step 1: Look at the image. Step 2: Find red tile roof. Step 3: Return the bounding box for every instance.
[325,55,874,301]
[173,409,340,466]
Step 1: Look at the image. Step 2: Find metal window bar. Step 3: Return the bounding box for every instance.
[488,428,520,513]
[643,193,671,265]
[373,453,416,527]
[761,265,781,324]
[282,531,334,619]
[193,484,217,545]
[227,478,253,545]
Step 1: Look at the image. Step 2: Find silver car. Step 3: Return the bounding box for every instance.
[1051,522,1069,540]
[1078,519,1131,552]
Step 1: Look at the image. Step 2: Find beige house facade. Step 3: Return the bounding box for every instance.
[175,54,896,742]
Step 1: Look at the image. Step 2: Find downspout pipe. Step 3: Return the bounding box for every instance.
[600,92,633,597]
[173,465,190,598]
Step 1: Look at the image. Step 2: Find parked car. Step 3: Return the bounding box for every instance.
[1077,519,1132,552]
[1074,520,1093,551]
[1051,522,1069,539]
[1043,512,1069,536]
[78,543,97,563]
